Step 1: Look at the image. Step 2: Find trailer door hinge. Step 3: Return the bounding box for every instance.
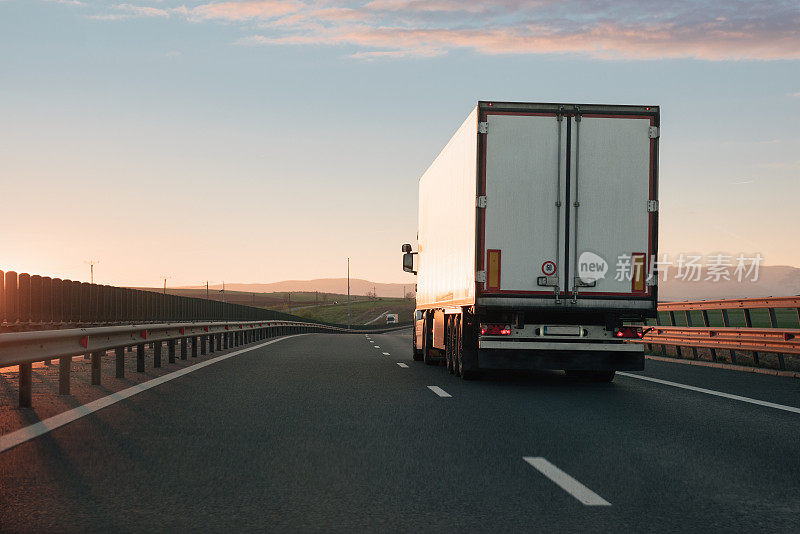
[476,270,487,283]
[478,122,489,134]
[647,200,659,212]
[476,195,487,208]
[648,126,659,139]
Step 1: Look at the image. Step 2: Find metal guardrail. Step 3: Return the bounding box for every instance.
[0,319,410,408]
[636,297,800,371]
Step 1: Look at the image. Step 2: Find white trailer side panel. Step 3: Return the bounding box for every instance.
[416,108,478,309]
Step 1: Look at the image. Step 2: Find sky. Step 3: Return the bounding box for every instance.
[0,0,798,288]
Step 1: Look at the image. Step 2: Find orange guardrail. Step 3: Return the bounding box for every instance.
[636,297,800,371]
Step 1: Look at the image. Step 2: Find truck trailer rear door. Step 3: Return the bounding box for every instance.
[566,114,656,300]
[481,112,567,298]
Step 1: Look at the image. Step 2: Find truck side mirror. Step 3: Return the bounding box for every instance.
[403,252,417,274]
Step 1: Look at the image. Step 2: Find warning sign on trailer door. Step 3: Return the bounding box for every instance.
[541,261,556,276]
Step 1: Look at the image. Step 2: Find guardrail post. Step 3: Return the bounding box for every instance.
[168,340,176,363]
[19,363,32,407]
[766,307,778,328]
[223,333,229,350]
[180,338,188,360]
[720,309,736,364]
[700,310,716,362]
[91,351,102,385]
[154,341,162,368]
[741,308,759,365]
[115,347,125,378]
[59,356,71,394]
[200,335,207,355]
[209,335,215,354]
[137,343,145,372]
[191,336,198,358]
[765,307,787,370]
[683,310,698,359]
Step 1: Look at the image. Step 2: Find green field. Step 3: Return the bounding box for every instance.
[647,308,800,328]
[290,297,415,325]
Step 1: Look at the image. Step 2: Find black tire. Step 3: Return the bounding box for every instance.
[566,370,616,382]
[459,312,479,380]
[423,312,437,366]
[446,316,455,374]
[453,316,462,377]
[412,328,423,361]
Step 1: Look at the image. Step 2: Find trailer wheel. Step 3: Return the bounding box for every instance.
[453,316,462,378]
[412,329,423,361]
[423,311,437,366]
[566,370,616,382]
[446,316,455,374]
[459,312,479,380]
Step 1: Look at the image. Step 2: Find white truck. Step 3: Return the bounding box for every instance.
[402,101,659,381]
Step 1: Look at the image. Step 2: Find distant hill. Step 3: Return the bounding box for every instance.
[659,265,800,301]
[178,278,414,299]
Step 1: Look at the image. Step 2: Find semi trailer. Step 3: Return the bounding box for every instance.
[402,101,659,381]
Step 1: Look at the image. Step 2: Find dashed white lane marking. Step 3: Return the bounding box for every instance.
[374,346,380,349]
[523,457,611,506]
[0,335,304,455]
[427,386,451,398]
[382,352,390,355]
[397,363,409,368]
[618,372,800,415]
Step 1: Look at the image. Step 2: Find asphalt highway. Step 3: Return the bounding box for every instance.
[1,329,799,532]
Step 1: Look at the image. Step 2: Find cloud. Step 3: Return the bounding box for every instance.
[45,0,87,6]
[89,3,169,20]
[789,92,800,98]
[84,1,800,60]
[188,1,301,21]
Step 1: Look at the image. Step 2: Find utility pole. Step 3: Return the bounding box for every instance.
[347,257,351,329]
[206,281,209,300]
[222,281,226,304]
[85,260,99,284]
[161,276,170,295]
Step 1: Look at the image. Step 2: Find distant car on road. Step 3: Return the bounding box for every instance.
[386,313,399,324]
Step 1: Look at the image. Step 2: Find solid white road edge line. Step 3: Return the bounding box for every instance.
[397,363,409,368]
[617,372,800,414]
[427,386,451,398]
[0,335,304,455]
[523,457,611,506]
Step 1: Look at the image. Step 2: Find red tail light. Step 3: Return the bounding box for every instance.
[615,326,644,339]
[480,324,512,336]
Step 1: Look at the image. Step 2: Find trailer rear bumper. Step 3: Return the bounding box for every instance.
[476,347,644,371]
